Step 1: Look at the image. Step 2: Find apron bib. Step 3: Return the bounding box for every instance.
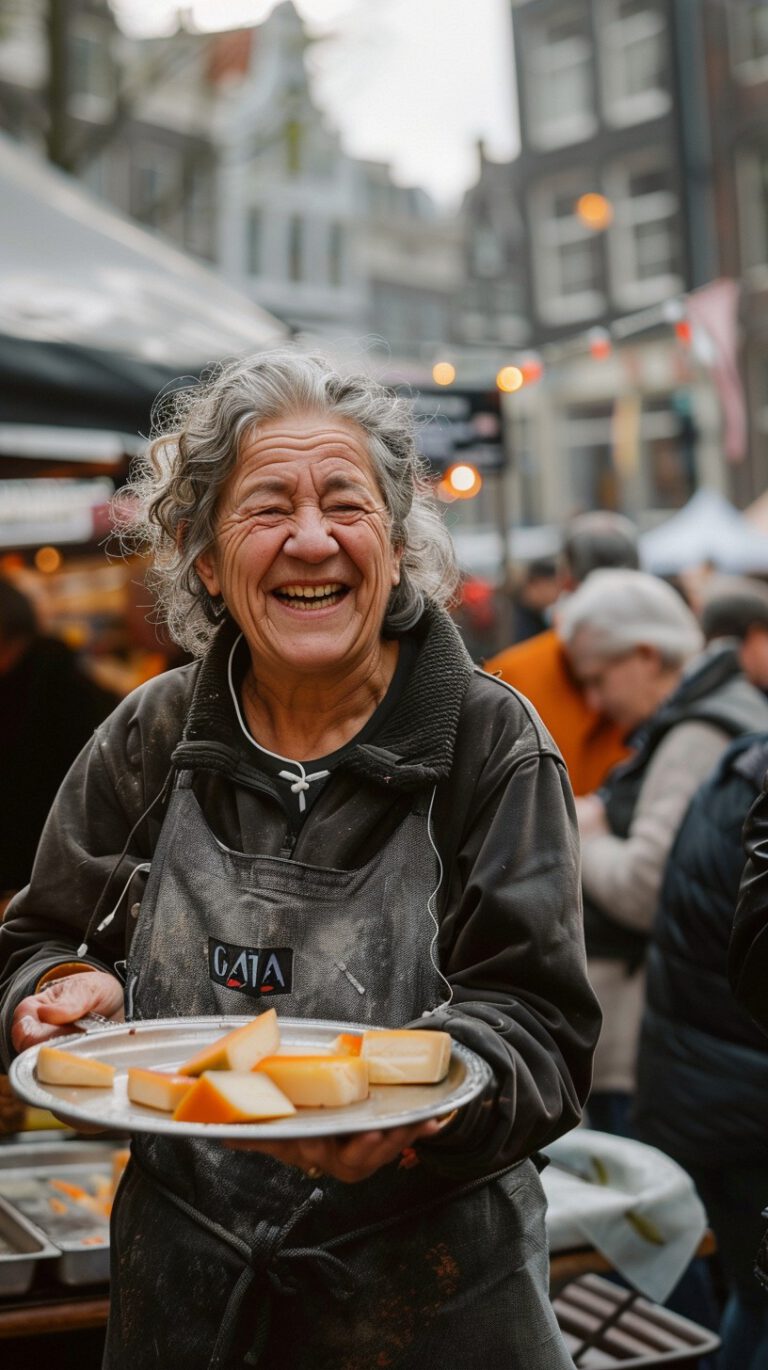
[105,771,567,1370]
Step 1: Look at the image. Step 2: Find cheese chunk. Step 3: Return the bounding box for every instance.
[178,1009,280,1076]
[256,1054,369,1107]
[37,1045,115,1088]
[360,1030,451,1084]
[173,1071,295,1124]
[330,1033,362,1057]
[127,1067,195,1112]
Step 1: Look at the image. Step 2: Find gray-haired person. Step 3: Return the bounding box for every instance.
[557,569,768,1136]
[0,349,599,1369]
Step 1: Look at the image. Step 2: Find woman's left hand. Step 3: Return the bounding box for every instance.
[225,1117,450,1183]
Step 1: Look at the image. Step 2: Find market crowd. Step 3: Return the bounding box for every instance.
[487,516,768,1370]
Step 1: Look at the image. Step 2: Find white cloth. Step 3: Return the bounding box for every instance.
[542,1129,707,1303]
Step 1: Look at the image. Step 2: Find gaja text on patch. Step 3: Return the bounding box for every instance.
[208,938,293,998]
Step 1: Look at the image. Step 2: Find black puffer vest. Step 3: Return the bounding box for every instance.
[584,646,768,965]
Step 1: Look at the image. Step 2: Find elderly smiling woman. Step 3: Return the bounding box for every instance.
[0,351,599,1370]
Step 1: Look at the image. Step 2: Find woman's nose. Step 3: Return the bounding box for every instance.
[284,507,340,560]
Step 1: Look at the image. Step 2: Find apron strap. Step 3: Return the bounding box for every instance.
[130,1149,358,1369]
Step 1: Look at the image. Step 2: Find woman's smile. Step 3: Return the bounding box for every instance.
[272,581,350,611]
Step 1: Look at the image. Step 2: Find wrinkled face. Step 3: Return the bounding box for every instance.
[566,631,669,732]
[195,412,402,678]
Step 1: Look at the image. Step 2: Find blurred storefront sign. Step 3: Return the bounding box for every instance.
[0,425,139,465]
[0,479,114,549]
[407,385,505,474]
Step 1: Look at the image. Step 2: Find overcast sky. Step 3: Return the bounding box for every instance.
[112,0,519,204]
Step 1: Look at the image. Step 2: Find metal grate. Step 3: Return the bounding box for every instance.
[552,1273,720,1368]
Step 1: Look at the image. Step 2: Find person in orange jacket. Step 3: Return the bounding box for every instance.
[484,512,640,795]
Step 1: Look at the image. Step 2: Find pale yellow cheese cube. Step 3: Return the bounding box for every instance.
[127,1067,194,1112]
[360,1029,452,1084]
[256,1054,369,1107]
[37,1045,115,1088]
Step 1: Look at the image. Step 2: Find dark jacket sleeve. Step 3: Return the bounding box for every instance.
[412,683,602,1177]
[729,777,768,1034]
[0,688,173,1069]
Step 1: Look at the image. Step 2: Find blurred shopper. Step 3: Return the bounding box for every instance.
[506,558,560,644]
[558,570,768,1135]
[700,575,768,693]
[484,512,639,795]
[0,579,118,906]
[635,732,768,1370]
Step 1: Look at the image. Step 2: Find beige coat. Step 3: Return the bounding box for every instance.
[581,719,732,1093]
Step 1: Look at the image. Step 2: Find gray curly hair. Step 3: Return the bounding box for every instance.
[120,348,459,655]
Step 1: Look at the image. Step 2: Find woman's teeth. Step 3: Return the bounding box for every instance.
[275,584,346,609]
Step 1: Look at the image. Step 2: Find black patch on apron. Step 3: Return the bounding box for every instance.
[208,938,293,998]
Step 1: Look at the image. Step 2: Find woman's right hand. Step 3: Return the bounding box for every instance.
[11,971,125,1052]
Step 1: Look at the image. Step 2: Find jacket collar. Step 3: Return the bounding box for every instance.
[179,602,475,791]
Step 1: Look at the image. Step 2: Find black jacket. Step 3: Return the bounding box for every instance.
[0,604,601,1181]
[584,644,768,964]
[635,734,768,1167]
[0,635,118,893]
[730,767,768,1035]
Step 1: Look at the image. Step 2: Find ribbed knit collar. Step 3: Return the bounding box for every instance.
[179,601,475,791]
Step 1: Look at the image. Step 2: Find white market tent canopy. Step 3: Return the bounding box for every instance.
[0,133,287,452]
[640,488,768,575]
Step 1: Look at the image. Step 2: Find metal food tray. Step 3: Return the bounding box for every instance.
[0,1192,59,1296]
[10,1016,492,1140]
[0,1139,125,1286]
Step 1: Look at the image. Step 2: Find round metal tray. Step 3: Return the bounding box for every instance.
[9,1016,492,1139]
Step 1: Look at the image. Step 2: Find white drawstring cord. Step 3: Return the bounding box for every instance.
[228,634,329,811]
[76,862,151,956]
[426,784,454,1008]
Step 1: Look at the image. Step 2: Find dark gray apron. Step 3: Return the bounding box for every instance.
[105,771,572,1370]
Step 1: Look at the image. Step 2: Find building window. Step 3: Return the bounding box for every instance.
[247,209,262,275]
[729,1,768,80]
[184,164,213,261]
[328,222,344,287]
[605,158,682,307]
[287,215,303,282]
[70,31,111,101]
[564,405,619,511]
[131,146,177,229]
[738,144,768,272]
[530,177,605,324]
[472,224,504,277]
[598,0,670,126]
[524,5,596,150]
[642,397,696,509]
[285,120,303,175]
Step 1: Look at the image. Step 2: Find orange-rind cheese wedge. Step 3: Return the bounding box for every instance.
[172,1071,295,1124]
[178,1009,280,1076]
[360,1029,451,1084]
[256,1054,369,1107]
[127,1067,195,1113]
[37,1045,115,1088]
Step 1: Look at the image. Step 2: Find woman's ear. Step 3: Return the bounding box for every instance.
[391,544,403,588]
[195,547,221,598]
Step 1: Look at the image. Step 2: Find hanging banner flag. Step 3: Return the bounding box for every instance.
[685,278,746,464]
